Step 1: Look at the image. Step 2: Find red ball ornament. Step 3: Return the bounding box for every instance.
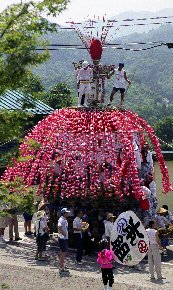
[89,38,103,61]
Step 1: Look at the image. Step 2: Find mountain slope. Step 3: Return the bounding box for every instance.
[34,24,173,102]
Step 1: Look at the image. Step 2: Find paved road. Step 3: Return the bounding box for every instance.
[2,216,173,290]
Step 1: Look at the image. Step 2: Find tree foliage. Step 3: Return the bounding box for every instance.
[42,82,73,109]
[155,116,173,150]
[0,178,35,217]
[33,25,173,116]
[0,0,69,93]
[0,110,33,143]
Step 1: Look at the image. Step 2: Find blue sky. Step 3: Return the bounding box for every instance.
[1,0,173,24]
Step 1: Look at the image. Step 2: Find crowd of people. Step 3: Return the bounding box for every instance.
[0,136,172,289]
[33,201,173,288]
[0,193,173,289]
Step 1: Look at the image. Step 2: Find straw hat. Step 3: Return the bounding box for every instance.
[157,207,167,214]
[36,210,45,219]
[82,222,89,231]
[107,213,116,220]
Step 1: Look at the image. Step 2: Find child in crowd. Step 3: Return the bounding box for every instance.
[34,210,49,261]
[97,239,114,290]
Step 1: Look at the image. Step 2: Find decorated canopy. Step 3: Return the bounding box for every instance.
[2,108,172,201]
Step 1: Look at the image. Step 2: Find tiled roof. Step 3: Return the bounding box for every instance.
[0,90,54,114]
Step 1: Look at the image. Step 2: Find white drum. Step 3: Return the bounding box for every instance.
[110,210,149,266]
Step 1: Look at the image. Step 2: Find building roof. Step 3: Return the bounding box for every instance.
[0,90,54,114]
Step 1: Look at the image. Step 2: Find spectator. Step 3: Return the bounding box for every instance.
[23,212,33,236]
[58,208,70,274]
[155,207,169,251]
[97,211,106,240]
[146,220,164,281]
[139,179,151,227]
[35,210,49,261]
[140,143,154,178]
[146,173,157,198]
[145,174,158,219]
[73,209,84,264]
[104,213,116,247]
[8,210,22,242]
[162,205,173,225]
[97,239,114,290]
[83,208,94,256]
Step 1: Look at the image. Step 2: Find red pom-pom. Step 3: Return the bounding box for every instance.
[89,38,103,60]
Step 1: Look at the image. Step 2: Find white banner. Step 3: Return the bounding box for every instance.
[111,211,149,266]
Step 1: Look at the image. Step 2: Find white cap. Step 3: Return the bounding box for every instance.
[61,208,70,214]
[82,61,89,68]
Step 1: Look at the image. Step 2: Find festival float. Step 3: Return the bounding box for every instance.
[2,17,173,236]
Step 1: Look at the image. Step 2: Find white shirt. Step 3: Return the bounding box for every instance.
[105,221,113,238]
[114,69,126,89]
[155,214,168,228]
[146,228,157,245]
[58,216,68,239]
[142,151,153,168]
[141,186,151,199]
[134,150,141,169]
[35,219,46,236]
[73,217,82,234]
[149,181,156,197]
[77,67,93,83]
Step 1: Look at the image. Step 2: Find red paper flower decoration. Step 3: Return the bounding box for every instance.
[2,108,172,200]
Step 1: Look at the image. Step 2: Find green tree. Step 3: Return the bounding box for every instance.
[0,178,35,217]
[0,110,33,143]
[155,116,173,150]
[0,0,69,159]
[0,0,69,94]
[45,82,73,109]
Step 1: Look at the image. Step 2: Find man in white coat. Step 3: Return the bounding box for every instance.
[77,61,93,107]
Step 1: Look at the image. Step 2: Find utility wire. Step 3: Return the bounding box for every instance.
[36,43,168,51]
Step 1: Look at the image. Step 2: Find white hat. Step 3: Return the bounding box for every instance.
[82,61,89,68]
[61,208,70,214]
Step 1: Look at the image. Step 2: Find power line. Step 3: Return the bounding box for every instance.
[36,43,170,51]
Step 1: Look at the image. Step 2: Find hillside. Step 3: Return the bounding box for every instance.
[33,23,173,125]
[35,23,173,97]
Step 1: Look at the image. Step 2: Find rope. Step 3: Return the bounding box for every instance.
[0,127,33,148]
[158,137,173,150]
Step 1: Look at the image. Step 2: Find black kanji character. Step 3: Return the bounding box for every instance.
[122,216,144,246]
[111,235,130,263]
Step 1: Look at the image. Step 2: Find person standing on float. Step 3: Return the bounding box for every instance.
[77,60,93,107]
[109,63,131,105]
